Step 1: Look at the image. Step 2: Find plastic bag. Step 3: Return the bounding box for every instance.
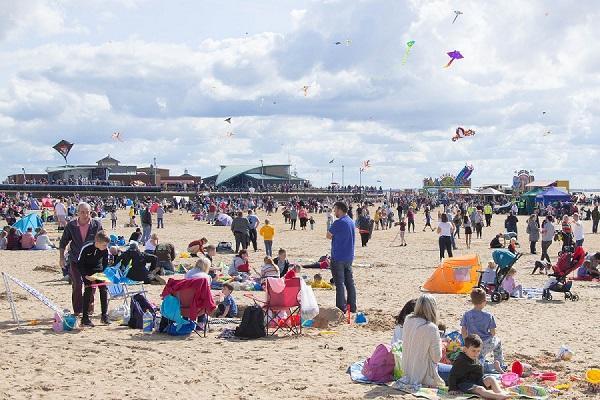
[300,280,319,320]
[108,303,130,322]
[392,341,403,379]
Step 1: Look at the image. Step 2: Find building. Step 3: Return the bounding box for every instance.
[203,164,307,188]
[44,155,137,183]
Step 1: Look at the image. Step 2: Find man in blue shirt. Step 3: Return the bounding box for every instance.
[326,201,357,313]
[247,210,260,252]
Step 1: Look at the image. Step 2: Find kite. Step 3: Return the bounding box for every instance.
[452,10,463,24]
[224,117,231,124]
[52,140,73,164]
[328,159,334,164]
[302,85,310,96]
[111,132,123,142]
[360,160,371,172]
[401,40,416,65]
[452,127,476,142]
[444,50,464,68]
[543,131,551,136]
[542,111,546,115]
[335,39,352,46]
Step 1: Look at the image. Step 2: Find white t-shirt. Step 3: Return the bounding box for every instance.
[184,270,212,283]
[438,222,453,236]
[145,239,157,251]
[573,221,584,241]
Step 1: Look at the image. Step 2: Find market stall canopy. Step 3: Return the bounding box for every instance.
[478,188,507,195]
[535,187,571,205]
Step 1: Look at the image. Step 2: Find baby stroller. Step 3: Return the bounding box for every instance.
[554,230,574,256]
[478,249,522,303]
[542,246,585,301]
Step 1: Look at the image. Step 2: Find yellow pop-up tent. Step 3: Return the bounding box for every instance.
[422,254,482,294]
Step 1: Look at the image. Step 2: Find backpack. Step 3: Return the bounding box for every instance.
[128,293,155,329]
[216,242,233,253]
[362,344,395,383]
[234,305,266,339]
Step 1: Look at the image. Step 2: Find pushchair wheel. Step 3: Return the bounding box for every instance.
[571,294,579,301]
[542,290,552,301]
[501,292,510,301]
[564,292,572,300]
[491,292,501,303]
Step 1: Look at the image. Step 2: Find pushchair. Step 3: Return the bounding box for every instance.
[542,246,585,301]
[554,230,574,256]
[478,249,522,303]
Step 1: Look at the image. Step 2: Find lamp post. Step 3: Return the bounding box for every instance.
[342,165,345,187]
[259,159,264,189]
[22,168,26,184]
[153,157,157,186]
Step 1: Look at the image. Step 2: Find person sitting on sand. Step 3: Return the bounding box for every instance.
[185,256,212,283]
[311,273,333,289]
[481,261,497,287]
[392,298,416,344]
[121,242,162,284]
[215,283,238,318]
[154,241,176,274]
[254,256,280,284]
[273,248,291,277]
[129,228,142,243]
[284,264,301,280]
[448,334,510,399]
[489,234,503,249]
[507,238,518,255]
[20,227,36,250]
[228,249,250,276]
[34,229,56,250]
[501,268,523,298]
[6,228,21,250]
[144,233,158,254]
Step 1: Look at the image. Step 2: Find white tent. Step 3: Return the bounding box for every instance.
[459,188,480,195]
[478,188,507,195]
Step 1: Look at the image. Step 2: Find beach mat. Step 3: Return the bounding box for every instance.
[348,360,390,385]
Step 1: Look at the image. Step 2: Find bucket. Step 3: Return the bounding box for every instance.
[63,314,77,331]
[540,372,557,381]
[501,372,519,387]
[511,361,523,376]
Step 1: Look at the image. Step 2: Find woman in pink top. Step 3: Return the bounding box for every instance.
[298,207,309,230]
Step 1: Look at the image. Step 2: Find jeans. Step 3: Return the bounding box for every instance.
[142,223,152,243]
[438,363,452,384]
[111,219,117,229]
[530,240,537,254]
[439,236,453,260]
[576,239,584,247]
[331,260,357,313]
[157,218,164,228]
[481,336,505,366]
[485,214,492,227]
[69,262,93,315]
[541,240,552,263]
[264,240,273,257]
[82,278,107,320]
[475,223,483,238]
[593,219,599,233]
[290,218,297,230]
[248,228,258,251]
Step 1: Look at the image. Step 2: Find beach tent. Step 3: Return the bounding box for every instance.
[459,188,480,195]
[535,187,571,206]
[41,198,54,209]
[29,199,40,210]
[478,188,506,196]
[125,199,133,207]
[422,254,482,294]
[520,188,543,215]
[12,213,43,234]
[215,213,233,226]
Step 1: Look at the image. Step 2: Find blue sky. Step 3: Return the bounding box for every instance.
[1,0,599,188]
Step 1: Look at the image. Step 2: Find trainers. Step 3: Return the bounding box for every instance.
[81,318,95,327]
[100,315,110,325]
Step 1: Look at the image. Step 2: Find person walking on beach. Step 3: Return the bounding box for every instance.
[437,213,455,261]
[140,205,152,243]
[483,203,493,227]
[592,205,599,234]
[59,202,104,315]
[231,211,250,253]
[290,207,298,230]
[327,201,357,313]
[526,214,540,254]
[156,204,165,228]
[247,209,260,252]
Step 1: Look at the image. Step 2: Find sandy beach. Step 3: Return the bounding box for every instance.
[1,207,599,399]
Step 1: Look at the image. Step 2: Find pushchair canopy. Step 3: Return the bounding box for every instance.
[492,249,517,269]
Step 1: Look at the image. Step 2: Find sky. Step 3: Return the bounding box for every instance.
[0,0,599,189]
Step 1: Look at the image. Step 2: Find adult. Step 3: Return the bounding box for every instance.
[140,205,152,243]
[59,202,103,315]
[247,210,260,252]
[526,214,540,255]
[540,215,555,263]
[54,199,68,231]
[483,203,493,227]
[399,294,448,388]
[407,208,415,233]
[298,206,309,230]
[504,212,518,235]
[154,241,176,274]
[290,207,298,230]
[6,228,21,250]
[156,204,165,229]
[437,213,455,261]
[572,213,584,247]
[591,205,599,234]
[472,209,484,239]
[231,211,250,253]
[326,201,357,313]
[120,241,160,284]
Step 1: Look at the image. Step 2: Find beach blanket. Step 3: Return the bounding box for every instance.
[210,318,241,325]
[348,360,390,385]
[393,383,549,400]
[522,288,544,299]
[508,385,549,399]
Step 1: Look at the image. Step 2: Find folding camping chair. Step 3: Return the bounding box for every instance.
[246,277,302,336]
[92,266,146,309]
[174,287,210,337]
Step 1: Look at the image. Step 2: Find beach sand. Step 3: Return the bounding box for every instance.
[1,207,599,399]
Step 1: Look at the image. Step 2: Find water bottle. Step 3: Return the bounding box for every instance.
[154,312,162,332]
[142,311,153,334]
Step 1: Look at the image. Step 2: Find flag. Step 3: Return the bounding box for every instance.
[52,140,73,163]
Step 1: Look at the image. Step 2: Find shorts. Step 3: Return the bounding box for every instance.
[457,377,486,393]
[464,227,473,235]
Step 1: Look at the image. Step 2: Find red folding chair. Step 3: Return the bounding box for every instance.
[246,277,302,336]
[174,287,210,337]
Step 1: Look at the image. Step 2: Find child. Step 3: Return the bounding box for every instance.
[399,218,407,246]
[501,268,523,298]
[256,256,280,284]
[309,216,315,230]
[392,298,416,344]
[461,288,505,373]
[110,208,117,229]
[78,231,111,327]
[489,234,503,249]
[481,261,497,286]
[507,238,517,255]
[259,219,275,257]
[448,334,509,399]
[284,264,301,280]
[215,283,238,318]
[311,273,333,289]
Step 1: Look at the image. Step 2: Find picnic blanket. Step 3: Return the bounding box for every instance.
[393,382,549,400]
[348,360,390,385]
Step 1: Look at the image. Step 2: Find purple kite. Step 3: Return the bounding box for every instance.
[444,50,463,68]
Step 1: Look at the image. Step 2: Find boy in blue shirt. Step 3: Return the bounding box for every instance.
[215,283,238,318]
[461,288,505,373]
